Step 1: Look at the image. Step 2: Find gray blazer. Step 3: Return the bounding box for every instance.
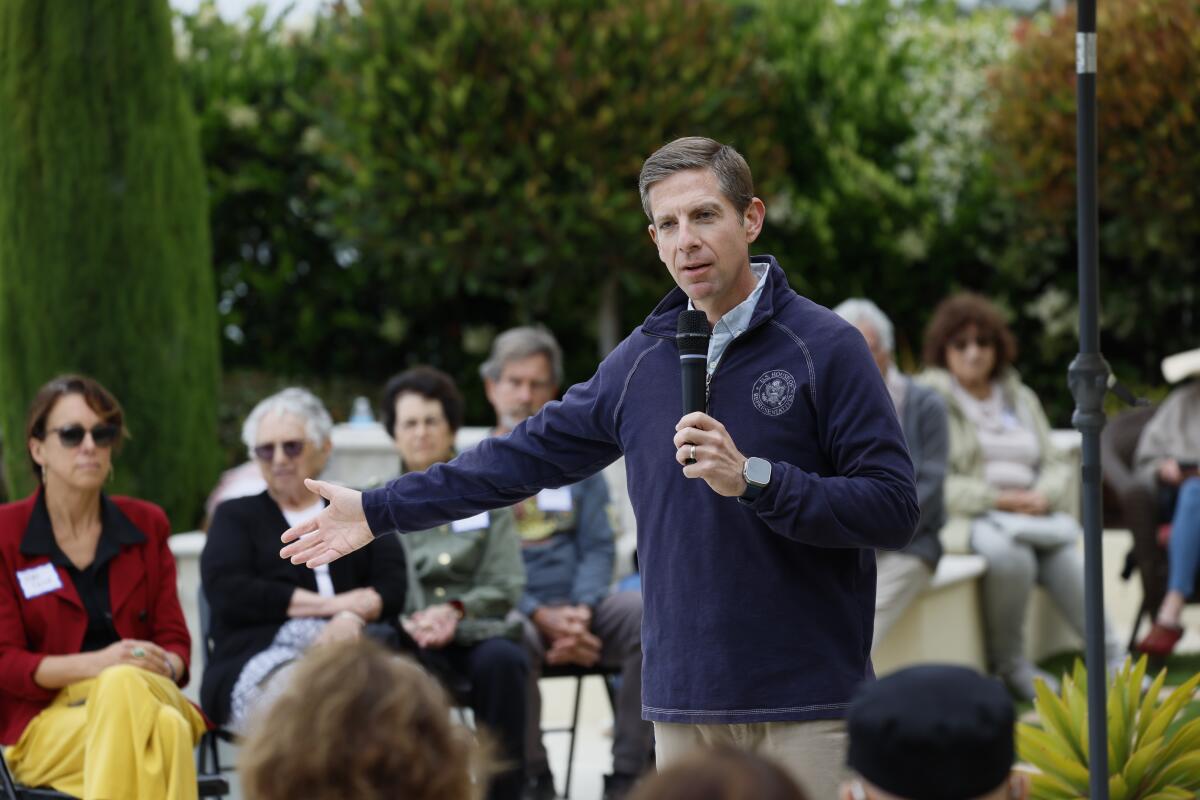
[899,378,948,567]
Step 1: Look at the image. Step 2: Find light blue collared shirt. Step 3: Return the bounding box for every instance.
[687,260,769,377]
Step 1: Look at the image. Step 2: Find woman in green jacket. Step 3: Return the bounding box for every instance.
[917,293,1120,700]
[379,365,528,800]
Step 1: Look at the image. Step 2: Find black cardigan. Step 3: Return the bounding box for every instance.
[199,491,407,724]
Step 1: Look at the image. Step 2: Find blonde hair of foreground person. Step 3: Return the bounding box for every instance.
[627,745,810,800]
[239,638,493,800]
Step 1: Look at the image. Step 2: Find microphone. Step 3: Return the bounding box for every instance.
[677,309,711,464]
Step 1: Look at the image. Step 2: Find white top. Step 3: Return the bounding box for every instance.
[283,500,334,596]
[952,380,1040,490]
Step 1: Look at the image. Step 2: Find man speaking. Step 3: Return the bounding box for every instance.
[281,137,918,798]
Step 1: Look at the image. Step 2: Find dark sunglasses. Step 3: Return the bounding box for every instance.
[47,423,120,448]
[949,335,994,351]
[254,440,306,461]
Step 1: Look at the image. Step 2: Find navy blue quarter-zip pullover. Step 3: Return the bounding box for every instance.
[363,256,918,723]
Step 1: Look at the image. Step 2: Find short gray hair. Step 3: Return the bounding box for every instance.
[479,326,564,386]
[638,136,754,221]
[241,387,334,457]
[833,298,895,355]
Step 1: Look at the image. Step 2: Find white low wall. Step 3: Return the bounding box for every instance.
[168,532,206,705]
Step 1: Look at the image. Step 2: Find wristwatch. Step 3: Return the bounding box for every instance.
[739,457,772,505]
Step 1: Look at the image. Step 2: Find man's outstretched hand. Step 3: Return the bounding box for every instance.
[279,479,374,567]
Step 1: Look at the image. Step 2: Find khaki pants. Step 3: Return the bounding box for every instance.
[872,552,934,653]
[8,664,207,800]
[654,719,848,800]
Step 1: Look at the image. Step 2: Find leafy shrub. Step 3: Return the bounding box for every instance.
[177,4,350,378]
[186,0,1196,427]
[306,0,782,420]
[989,0,1200,414]
[1018,657,1200,799]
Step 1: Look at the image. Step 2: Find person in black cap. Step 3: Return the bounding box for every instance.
[841,664,1028,800]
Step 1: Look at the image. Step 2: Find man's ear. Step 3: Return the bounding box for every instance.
[743,197,766,243]
[648,222,659,248]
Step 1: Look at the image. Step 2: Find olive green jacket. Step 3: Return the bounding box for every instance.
[915,368,1074,553]
[400,506,526,645]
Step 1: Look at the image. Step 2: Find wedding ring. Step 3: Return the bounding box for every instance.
[131,646,146,659]
[689,444,697,462]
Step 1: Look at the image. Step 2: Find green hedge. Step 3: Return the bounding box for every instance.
[989,0,1200,414]
[306,0,784,422]
[178,0,1198,441]
[0,0,221,527]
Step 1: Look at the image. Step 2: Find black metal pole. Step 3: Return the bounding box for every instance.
[1066,1,1108,796]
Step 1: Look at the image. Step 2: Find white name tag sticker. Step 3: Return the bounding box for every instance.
[16,562,63,600]
[451,512,490,533]
[536,487,573,513]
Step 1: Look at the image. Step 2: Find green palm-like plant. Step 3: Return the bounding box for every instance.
[1018,656,1200,799]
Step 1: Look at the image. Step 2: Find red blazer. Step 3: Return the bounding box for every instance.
[0,491,192,744]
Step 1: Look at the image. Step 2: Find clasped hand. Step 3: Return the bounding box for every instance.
[403,604,460,650]
[333,587,382,620]
[1158,458,1199,487]
[673,412,748,497]
[995,488,1050,516]
[534,605,601,667]
[93,639,174,680]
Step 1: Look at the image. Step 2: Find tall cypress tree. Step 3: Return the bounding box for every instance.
[0,0,220,528]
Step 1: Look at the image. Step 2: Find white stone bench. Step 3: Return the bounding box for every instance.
[168,532,206,704]
[872,554,989,675]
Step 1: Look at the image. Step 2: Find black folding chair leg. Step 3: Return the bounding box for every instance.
[1127,596,1151,653]
[562,676,583,799]
[1,748,22,800]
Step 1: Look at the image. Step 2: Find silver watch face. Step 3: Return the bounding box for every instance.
[744,457,772,487]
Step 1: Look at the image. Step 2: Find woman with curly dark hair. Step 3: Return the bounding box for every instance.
[240,637,491,800]
[918,293,1120,700]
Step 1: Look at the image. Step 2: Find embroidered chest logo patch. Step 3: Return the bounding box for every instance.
[752,370,797,416]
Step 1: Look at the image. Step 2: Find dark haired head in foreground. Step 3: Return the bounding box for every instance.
[240,638,491,800]
[627,745,809,800]
[842,664,1026,800]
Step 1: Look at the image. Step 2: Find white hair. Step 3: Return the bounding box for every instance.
[241,387,334,457]
[833,298,895,355]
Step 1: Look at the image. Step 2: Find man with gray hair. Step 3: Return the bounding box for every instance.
[282,137,918,800]
[833,299,948,648]
[481,326,651,800]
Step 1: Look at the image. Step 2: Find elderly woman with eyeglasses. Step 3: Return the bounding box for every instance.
[199,388,408,733]
[0,375,208,799]
[379,366,529,800]
[917,293,1120,700]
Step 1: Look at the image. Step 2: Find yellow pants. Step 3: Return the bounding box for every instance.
[7,664,207,800]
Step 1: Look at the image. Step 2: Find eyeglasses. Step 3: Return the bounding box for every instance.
[46,423,120,448]
[949,335,994,351]
[254,440,306,462]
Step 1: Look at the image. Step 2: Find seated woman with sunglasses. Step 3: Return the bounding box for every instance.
[199,388,409,733]
[0,374,207,799]
[917,294,1121,700]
